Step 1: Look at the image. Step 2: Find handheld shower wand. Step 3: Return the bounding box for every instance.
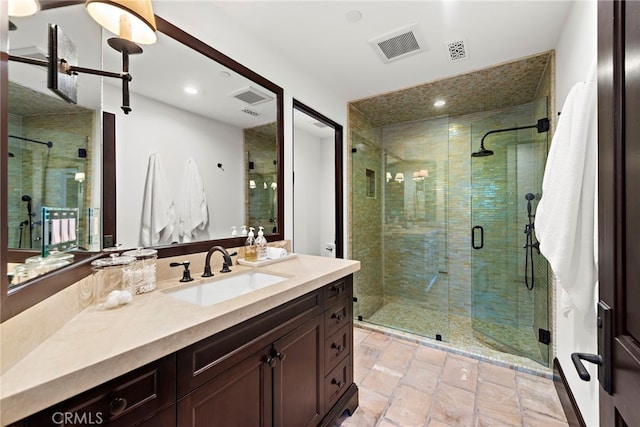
[523,193,539,290]
[21,195,33,248]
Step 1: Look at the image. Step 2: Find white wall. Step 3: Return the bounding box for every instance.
[553,1,598,425]
[105,85,245,248]
[153,2,349,254]
[320,135,336,257]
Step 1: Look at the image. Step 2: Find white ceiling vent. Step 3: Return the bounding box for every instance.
[370,24,426,63]
[445,39,469,62]
[241,107,261,117]
[231,86,273,106]
[313,121,329,128]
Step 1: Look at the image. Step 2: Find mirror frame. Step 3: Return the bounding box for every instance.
[1,2,285,322]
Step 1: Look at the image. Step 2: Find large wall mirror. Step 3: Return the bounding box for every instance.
[1,2,284,321]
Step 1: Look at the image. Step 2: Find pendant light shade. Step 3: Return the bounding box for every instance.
[8,0,40,17]
[85,0,157,45]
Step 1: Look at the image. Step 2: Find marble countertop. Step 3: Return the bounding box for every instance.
[0,254,360,425]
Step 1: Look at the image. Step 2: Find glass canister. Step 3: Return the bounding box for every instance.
[122,248,158,294]
[91,254,136,304]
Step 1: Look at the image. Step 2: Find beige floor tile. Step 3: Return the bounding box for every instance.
[430,383,476,427]
[475,404,522,426]
[475,413,521,427]
[439,354,479,392]
[377,420,400,427]
[476,380,519,408]
[377,339,417,372]
[363,331,393,351]
[414,344,447,366]
[360,363,403,397]
[479,362,517,388]
[384,384,432,427]
[357,386,390,420]
[522,409,571,427]
[516,374,567,422]
[401,358,441,394]
[427,418,456,427]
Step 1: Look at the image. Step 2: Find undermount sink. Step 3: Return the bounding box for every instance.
[165,271,287,307]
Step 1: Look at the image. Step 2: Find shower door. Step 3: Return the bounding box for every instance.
[471,100,550,367]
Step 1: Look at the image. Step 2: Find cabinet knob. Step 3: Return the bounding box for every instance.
[332,378,344,389]
[275,351,287,362]
[331,343,344,352]
[331,312,344,322]
[332,286,343,295]
[263,356,277,368]
[109,397,128,416]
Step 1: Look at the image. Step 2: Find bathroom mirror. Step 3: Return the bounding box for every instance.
[1,2,284,321]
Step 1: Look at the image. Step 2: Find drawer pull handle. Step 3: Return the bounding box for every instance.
[109,397,128,416]
[331,343,344,352]
[331,312,344,322]
[332,378,344,389]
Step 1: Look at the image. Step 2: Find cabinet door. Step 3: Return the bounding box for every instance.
[272,315,324,427]
[177,345,273,427]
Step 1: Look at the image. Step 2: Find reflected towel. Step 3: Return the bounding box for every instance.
[536,63,598,318]
[140,153,176,246]
[51,219,61,244]
[179,158,209,243]
[68,218,76,242]
[60,218,69,243]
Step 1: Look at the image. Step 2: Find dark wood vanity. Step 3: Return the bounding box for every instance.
[13,276,357,427]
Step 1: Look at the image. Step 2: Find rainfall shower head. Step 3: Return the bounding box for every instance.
[525,193,536,201]
[471,148,494,157]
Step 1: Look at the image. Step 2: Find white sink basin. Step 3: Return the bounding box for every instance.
[165,271,287,307]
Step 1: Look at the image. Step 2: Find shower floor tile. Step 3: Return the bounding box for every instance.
[365,301,550,376]
[335,328,568,427]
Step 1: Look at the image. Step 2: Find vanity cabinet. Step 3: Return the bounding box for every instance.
[17,275,357,426]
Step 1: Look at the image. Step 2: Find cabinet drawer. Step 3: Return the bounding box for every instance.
[324,279,347,306]
[325,296,351,337]
[324,323,351,374]
[324,357,352,413]
[27,355,175,427]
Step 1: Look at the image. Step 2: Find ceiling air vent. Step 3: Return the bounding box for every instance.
[313,121,329,128]
[370,24,426,63]
[231,86,273,106]
[241,108,261,117]
[445,39,469,62]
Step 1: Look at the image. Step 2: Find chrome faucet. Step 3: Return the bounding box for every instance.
[202,246,235,277]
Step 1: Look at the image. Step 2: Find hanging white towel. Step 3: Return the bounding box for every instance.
[140,153,176,246]
[536,63,598,318]
[179,158,209,243]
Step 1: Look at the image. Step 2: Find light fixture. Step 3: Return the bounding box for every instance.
[394,173,405,183]
[85,0,157,46]
[184,86,199,95]
[74,172,86,183]
[263,182,268,189]
[412,169,429,181]
[271,182,277,190]
[434,100,446,107]
[8,0,39,17]
[249,180,256,189]
[386,172,392,182]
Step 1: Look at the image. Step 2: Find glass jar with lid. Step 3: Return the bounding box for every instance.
[122,248,158,294]
[91,253,136,304]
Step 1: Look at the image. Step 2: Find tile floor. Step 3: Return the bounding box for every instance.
[335,327,569,427]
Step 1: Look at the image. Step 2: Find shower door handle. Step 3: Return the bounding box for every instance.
[472,226,484,250]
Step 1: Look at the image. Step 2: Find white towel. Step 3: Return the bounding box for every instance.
[536,63,598,318]
[179,158,209,243]
[140,153,176,246]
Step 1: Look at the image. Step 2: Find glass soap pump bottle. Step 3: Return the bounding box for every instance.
[244,227,257,262]
[256,226,268,260]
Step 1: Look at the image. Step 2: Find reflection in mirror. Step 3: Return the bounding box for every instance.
[292,101,342,258]
[103,28,279,248]
[6,5,102,287]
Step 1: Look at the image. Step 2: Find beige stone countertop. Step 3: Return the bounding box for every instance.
[0,254,360,425]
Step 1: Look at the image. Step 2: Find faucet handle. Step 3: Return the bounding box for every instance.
[170,261,194,282]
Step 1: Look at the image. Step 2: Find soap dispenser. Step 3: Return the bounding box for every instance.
[231,226,238,237]
[241,225,248,237]
[244,227,257,262]
[256,226,268,260]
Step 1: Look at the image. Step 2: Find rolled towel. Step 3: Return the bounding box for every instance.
[266,247,287,259]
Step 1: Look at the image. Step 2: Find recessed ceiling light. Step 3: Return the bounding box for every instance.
[184,86,198,95]
[434,100,446,107]
[346,10,362,23]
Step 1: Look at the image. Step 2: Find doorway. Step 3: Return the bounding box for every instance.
[292,100,343,258]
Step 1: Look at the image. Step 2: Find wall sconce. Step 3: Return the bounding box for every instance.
[263,182,268,190]
[74,172,86,183]
[412,169,429,181]
[7,0,157,114]
[394,173,405,183]
[271,182,277,190]
[249,180,256,189]
[386,172,392,183]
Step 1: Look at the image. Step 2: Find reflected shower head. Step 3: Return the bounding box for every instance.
[525,193,536,201]
[471,148,494,157]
